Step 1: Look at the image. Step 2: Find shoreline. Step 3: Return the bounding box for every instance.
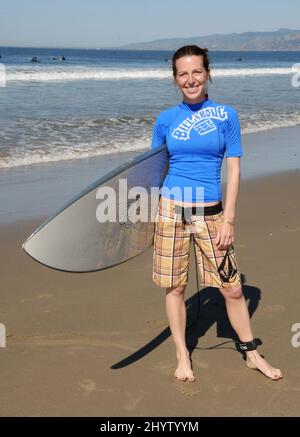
[0,124,299,225]
[1,123,299,172]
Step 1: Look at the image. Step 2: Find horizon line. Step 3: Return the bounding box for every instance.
[1,45,300,53]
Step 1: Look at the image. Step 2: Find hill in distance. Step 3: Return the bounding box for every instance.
[120,28,300,51]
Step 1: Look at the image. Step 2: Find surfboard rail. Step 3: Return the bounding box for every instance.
[22,145,169,272]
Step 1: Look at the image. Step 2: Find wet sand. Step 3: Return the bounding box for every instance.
[0,168,300,416]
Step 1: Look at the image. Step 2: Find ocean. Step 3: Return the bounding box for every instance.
[0,47,300,169]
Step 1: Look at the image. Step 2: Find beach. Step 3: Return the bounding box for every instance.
[1,46,300,417]
[0,125,300,416]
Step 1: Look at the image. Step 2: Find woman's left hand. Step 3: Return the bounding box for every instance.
[216,222,234,250]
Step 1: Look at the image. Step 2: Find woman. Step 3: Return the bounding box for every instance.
[151,45,282,382]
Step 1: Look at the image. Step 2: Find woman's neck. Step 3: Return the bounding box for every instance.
[183,94,207,105]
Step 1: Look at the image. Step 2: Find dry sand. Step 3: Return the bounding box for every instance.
[0,169,300,416]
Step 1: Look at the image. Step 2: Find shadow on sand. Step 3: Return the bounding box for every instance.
[111,274,262,369]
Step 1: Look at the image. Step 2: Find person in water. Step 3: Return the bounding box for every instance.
[151,45,283,383]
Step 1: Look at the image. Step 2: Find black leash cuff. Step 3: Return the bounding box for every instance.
[236,338,262,352]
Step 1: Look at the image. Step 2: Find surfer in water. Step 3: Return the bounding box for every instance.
[151,45,282,383]
[31,56,40,63]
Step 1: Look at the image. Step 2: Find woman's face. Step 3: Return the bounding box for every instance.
[174,55,209,104]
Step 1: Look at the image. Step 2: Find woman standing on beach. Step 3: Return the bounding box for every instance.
[151,45,282,382]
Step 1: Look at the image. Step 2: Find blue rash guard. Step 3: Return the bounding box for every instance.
[151,98,243,203]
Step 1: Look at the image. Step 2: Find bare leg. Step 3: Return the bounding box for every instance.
[165,286,195,382]
[220,285,283,380]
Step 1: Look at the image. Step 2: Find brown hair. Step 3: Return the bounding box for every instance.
[172,45,211,81]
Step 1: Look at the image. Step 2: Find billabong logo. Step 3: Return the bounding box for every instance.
[172,106,228,141]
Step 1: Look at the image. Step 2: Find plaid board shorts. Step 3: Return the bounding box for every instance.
[153,197,242,289]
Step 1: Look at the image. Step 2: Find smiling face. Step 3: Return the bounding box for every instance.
[174,55,210,104]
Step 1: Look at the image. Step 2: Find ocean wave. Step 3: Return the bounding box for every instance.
[6,68,171,82]
[242,114,300,133]
[0,137,149,169]
[5,66,300,83]
[1,115,300,169]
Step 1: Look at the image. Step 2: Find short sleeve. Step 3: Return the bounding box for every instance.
[224,108,243,157]
[151,116,167,149]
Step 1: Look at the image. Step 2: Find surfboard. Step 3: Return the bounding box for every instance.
[22,145,168,272]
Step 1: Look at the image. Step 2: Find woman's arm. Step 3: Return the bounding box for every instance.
[216,157,241,250]
[223,157,241,223]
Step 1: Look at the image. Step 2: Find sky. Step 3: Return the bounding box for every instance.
[0,0,299,48]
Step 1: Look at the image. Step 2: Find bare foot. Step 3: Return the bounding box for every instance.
[174,351,196,382]
[246,351,283,380]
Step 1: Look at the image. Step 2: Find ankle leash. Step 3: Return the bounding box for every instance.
[236,338,262,352]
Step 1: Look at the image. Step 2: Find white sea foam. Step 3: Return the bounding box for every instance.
[5,66,300,83]
[1,115,300,169]
[0,137,149,168]
[6,68,171,82]
[241,115,300,133]
[213,67,300,77]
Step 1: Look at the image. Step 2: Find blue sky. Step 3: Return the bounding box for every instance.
[1,0,299,48]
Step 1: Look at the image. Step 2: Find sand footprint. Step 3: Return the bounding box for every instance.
[78,378,97,396]
[122,391,144,412]
[175,385,201,397]
[37,293,54,299]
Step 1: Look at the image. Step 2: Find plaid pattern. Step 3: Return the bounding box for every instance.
[153,197,242,289]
